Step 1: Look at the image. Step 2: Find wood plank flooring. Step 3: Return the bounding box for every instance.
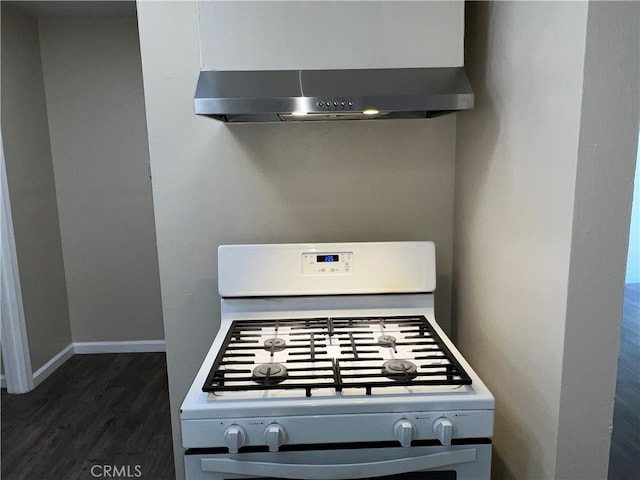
[608,283,640,480]
[1,353,174,480]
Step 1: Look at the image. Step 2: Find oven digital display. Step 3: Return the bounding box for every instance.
[317,255,339,263]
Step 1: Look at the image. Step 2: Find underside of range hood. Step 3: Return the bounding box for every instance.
[194,67,474,123]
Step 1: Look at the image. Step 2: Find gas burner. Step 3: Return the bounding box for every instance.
[377,335,397,347]
[382,359,418,380]
[264,337,286,352]
[252,363,288,384]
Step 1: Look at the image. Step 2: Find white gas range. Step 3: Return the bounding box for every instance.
[181,242,494,479]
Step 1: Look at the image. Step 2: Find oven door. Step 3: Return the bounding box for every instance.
[185,443,491,480]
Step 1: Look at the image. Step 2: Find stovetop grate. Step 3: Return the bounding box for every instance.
[202,316,472,397]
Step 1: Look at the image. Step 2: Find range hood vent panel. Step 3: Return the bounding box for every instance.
[195,67,474,123]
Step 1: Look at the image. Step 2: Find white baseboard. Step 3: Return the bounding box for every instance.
[32,343,75,389]
[73,340,166,354]
[1,341,166,392]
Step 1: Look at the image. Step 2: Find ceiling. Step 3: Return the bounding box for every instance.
[5,1,136,17]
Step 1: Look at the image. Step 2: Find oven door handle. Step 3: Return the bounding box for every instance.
[201,448,477,479]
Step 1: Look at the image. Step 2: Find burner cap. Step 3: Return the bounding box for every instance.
[382,359,418,380]
[264,337,287,352]
[377,335,397,347]
[252,363,287,384]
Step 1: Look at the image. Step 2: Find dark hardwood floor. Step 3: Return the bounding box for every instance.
[609,283,640,480]
[1,353,174,480]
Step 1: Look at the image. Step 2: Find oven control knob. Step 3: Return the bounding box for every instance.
[264,423,286,452]
[223,425,246,454]
[433,418,454,446]
[393,420,415,447]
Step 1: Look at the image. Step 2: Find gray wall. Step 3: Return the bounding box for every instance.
[1,4,72,371]
[556,3,639,477]
[136,1,463,475]
[197,1,463,69]
[455,2,638,478]
[37,17,164,343]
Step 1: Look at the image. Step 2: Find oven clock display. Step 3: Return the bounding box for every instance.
[317,255,339,263]
[302,252,353,275]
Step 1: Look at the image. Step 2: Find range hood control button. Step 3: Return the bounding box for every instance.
[264,423,286,452]
[223,425,246,454]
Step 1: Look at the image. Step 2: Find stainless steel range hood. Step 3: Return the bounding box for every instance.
[194,67,474,123]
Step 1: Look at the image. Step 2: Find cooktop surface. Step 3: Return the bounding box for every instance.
[203,315,472,397]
